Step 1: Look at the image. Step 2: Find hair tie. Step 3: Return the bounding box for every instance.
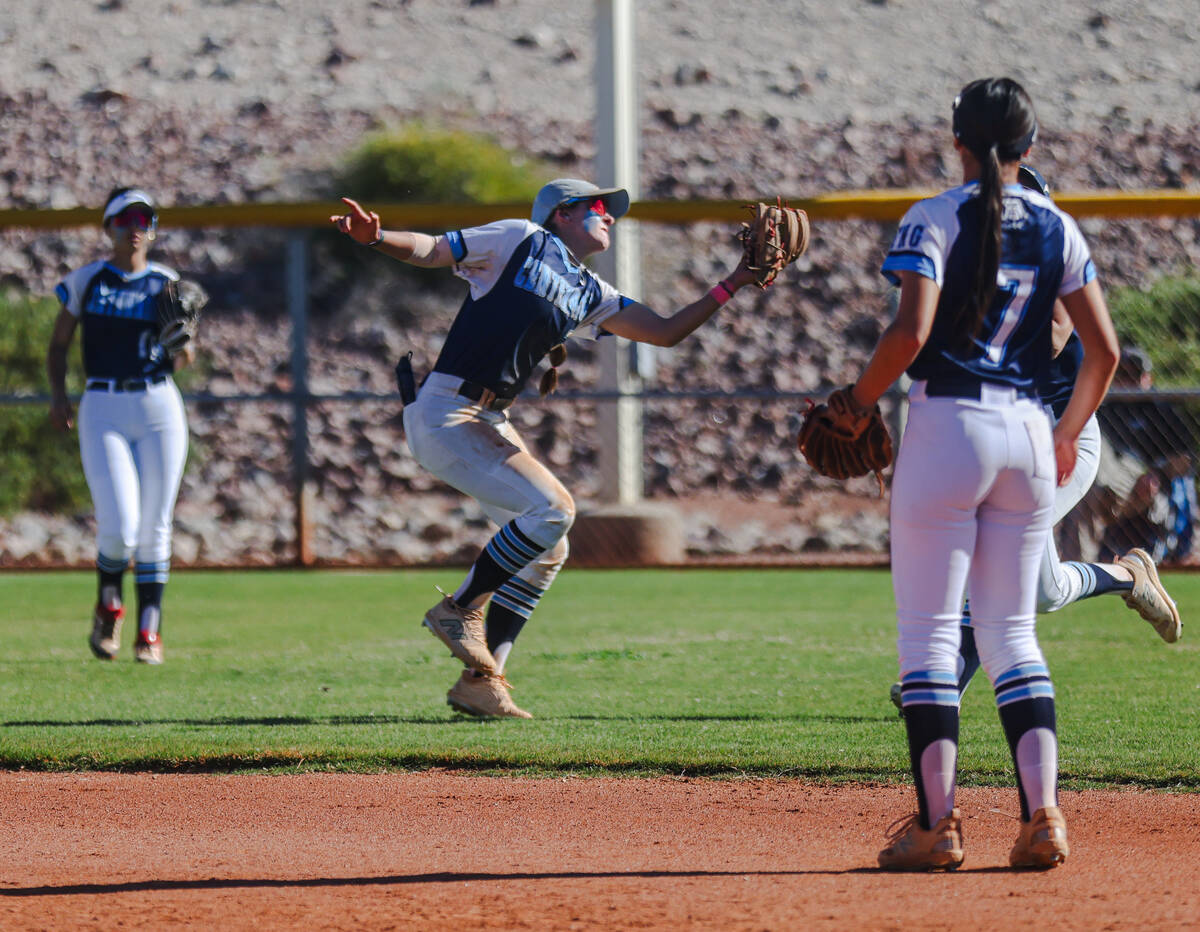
[539,343,568,396]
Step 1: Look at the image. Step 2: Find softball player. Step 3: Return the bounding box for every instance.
[889,166,1181,710]
[48,188,192,665]
[332,179,757,717]
[845,79,1120,870]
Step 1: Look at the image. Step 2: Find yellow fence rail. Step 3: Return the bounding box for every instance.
[3,190,1199,231]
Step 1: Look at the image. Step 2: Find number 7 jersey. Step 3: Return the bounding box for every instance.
[881,182,1096,398]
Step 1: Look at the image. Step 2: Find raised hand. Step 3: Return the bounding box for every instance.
[330,196,382,245]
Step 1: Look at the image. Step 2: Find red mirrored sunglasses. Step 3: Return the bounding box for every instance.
[109,207,156,230]
[563,196,608,216]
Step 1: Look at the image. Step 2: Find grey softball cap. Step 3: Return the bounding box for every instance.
[531,178,630,226]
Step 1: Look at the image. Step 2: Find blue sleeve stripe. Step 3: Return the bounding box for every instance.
[1082,259,1096,284]
[54,282,68,306]
[881,252,936,286]
[445,230,467,262]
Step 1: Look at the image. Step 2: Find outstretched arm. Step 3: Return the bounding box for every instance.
[600,256,759,347]
[329,197,456,268]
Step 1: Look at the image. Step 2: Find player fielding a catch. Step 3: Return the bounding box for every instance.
[814,79,1120,870]
[331,179,805,718]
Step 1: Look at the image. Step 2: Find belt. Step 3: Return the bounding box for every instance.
[455,379,515,412]
[85,375,169,393]
[922,378,1037,401]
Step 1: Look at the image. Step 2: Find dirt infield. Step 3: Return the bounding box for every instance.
[1,773,1196,930]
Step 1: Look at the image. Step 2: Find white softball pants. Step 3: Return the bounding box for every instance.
[77,378,188,576]
[891,384,1056,686]
[402,372,573,589]
[1037,413,1101,612]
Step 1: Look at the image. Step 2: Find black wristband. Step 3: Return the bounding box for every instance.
[366,231,385,248]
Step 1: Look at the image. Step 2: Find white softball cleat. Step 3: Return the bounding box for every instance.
[134,632,164,665]
[1009,805,1069,869]
[447,670,532,719]
[422,592,497,674]
[1117,548,1182,643]
[878,809,964,871]
[89,600,124,660]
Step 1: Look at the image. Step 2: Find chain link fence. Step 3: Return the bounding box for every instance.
[2,208,1199,569]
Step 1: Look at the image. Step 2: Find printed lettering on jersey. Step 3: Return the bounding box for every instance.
[87,278,159,319]
[435,219,626,394]
[512,254,598,323]
[56,261,179,380]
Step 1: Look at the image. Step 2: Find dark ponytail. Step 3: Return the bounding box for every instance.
[951,78,1038,349]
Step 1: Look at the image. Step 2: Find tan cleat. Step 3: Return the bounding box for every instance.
[1009,805,1069,869]
[447,670,532,719]
[89,601,124,660]
[1117,548,1182,643]
[422,592,497,674]
[878,809,964,871]
[134,632,163,665]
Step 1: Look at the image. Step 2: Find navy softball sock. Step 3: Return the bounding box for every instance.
[97,554,127,607]
[957,622,981,696]
[994,666,1058,821]
[897,670,960,829]
[136,581,164,636]
[455,521,545,608]
[903,704,960,830]
[1064,562,1133,598]
[486,602,531,655]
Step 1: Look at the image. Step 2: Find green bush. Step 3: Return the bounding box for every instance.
[1107,274,1200,386]
[0,290,91,515]
[336,124,545,205]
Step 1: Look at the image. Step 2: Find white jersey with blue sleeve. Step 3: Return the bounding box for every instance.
[881,183,1096,399]
[434,219,632,398]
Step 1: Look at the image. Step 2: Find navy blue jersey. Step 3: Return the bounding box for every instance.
[1041,331,1083,419]
[56,260,179,380]
[434,220,631,397]
[882,183,1096,398]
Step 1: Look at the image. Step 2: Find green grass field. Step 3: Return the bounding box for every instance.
[1,568,1195,789]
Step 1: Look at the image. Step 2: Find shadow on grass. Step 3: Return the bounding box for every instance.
[3,711,886,727]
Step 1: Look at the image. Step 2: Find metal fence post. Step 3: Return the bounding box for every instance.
[286,232,314,566]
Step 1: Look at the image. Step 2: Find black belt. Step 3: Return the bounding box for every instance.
[456,379,515,412]
[85,375,169,393]
[924,378,1037,401]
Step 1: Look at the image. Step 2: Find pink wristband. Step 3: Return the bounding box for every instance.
[709,281,733,306]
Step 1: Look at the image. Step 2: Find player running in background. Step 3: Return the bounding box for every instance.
[889,165,1182,712]
[332,179,758,718]
[841,78,1120,870]
[48,188,194,665]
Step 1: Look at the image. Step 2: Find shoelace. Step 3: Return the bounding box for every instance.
[883,812,921,843]
[434,587,487,627]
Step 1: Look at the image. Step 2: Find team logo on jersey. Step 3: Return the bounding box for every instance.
[513,256,595,322]
[1002,197,1031,230]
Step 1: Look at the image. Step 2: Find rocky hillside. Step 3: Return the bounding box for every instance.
[1,2,1198,566]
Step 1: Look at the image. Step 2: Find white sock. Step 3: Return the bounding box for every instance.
[1015,727,1058,816]
[492,641,512,674]
[920,738,958,824]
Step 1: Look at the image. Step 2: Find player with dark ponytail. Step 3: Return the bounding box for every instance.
[951,78,1039,348]
[845,78,1120,870]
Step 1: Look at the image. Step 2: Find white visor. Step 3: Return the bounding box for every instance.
[102,189,156,225]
